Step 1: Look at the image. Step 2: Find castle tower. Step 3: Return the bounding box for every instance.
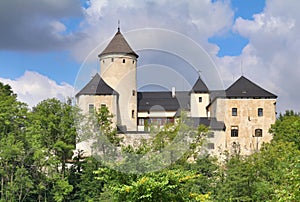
[190,76,210,117]
[98,27,139,131]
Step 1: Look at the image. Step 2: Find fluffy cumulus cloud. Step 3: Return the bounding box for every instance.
[1,0,299,113]
[0,0,84,51]
[0,71,74,108]
[71,0,233,61]
[215,0,300,113]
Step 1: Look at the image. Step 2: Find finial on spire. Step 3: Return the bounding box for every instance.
[117,20,120,32]
[197,70,202,78]
[240,60,244,76]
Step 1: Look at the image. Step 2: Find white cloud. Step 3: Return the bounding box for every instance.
[71,0,233,62]
[0,0,84,51]
[0,71,74,108]
[215,0,300,113]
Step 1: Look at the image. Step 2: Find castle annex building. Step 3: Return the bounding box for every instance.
[76,28,277,156]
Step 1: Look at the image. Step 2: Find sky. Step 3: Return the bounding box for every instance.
[0,0,299,114]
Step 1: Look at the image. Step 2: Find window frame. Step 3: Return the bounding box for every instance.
[258,108,263,117]
[207,143,215,150]
[232,108,238,116]
[88,104,94,113]
[254,129,263,137]
[231,126,239,137]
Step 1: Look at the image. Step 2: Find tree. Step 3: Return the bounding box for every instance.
[270,110,300,149]
[0,82,33,201]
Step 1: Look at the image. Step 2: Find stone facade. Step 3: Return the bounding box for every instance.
[76,28,277,158]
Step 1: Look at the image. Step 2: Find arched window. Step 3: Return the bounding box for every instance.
[122,59,126,63]
[231,126,239,137]
[254,129,263,137]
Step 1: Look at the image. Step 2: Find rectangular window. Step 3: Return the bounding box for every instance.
[132,90,135,96]
[88,104,94,113]
[207,132,214,138]
[131,110,135,118]
[231,126,239,137]
[138,118,144,126]
[207,143,215,150]
[232,108,237,116]
[198,97,202,102]
[101,104,106,108]
[258,108,263,116]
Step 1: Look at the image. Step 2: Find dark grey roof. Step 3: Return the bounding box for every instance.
[226,76,277,98]
[75,73,118,97]
[137,91,190,112]
[187,117,225,131]
[191,76,209,93]
[98,29,138,58]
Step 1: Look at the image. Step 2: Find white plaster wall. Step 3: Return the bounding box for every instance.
[190,93,209,117]
[100,54,137,131]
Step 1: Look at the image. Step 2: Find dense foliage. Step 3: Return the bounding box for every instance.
[0,82,299,201]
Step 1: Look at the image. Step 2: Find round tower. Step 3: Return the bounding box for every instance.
[98,27,138,131]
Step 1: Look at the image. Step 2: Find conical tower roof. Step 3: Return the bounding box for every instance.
[98,28,138,58]
[191,76,209,93]
[75,73,118,97]
[226,76,277,98]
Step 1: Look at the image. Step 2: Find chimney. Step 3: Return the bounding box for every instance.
[172,87,176,98]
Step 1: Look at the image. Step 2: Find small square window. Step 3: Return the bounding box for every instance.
[198,97,202,102]
[254,129,263,137]
[231,126,239,137]
[258,108,263,116]
[232,108,237,116]
[207,143,215,150]
[207,132,214,138]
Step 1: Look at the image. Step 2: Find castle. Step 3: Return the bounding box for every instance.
[76,28,277,156]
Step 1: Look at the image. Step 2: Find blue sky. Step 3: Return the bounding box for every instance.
[0,0,299,113]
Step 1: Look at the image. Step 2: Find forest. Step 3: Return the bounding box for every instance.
[0,82,299,201]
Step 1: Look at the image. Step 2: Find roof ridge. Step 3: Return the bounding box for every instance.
[191,76,209,93]
[75,73,118,97]
[226,76,277,98]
